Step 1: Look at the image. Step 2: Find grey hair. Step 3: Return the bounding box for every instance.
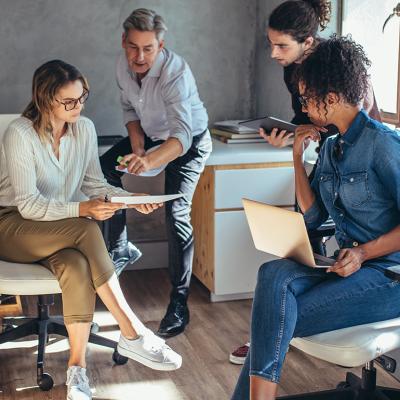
[123,8,167,41]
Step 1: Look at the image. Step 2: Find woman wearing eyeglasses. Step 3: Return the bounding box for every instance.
[0,60,181,400]
[232,36,400,400]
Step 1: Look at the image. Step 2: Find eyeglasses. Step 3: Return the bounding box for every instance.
[56,90,89,111]
[333,138,344,161]
[298,95,310,108]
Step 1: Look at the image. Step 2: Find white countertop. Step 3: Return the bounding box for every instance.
[207,138,294,166]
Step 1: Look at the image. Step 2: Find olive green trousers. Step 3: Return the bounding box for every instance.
[0,207,115,324]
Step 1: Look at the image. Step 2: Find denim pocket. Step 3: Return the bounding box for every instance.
[318,173,334,203]
[341,171,370,207]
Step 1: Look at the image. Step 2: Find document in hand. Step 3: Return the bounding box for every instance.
[110,194,184,205]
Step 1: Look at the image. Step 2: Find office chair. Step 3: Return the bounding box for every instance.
[0,262,128,390]
[278,231,400,399]
[0,116,127,391]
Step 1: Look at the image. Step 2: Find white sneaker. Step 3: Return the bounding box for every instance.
[66,366,92,400]
[117,331,182,371]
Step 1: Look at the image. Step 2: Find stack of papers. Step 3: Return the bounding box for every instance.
[212,120,265,144]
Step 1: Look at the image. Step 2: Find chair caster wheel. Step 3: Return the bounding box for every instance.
[112,350,128,365]
[90,322,100,334]
[38,372,54,391]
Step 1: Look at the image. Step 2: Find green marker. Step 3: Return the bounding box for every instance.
[117,156,128,167]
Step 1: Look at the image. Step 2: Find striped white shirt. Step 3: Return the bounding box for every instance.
[0,116,130,221]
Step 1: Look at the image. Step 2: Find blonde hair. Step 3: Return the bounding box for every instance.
[22,60,89,142]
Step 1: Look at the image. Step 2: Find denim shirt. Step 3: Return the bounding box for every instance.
[304,110,400,266]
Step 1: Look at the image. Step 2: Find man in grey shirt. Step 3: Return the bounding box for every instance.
[100,8,212,338]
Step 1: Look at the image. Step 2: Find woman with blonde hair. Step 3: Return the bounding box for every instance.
[0,59,181,400]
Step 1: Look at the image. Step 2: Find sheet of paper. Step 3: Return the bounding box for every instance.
[110,194,184,205]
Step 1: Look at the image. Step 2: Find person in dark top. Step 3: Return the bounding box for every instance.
[259,0,380,151]
[229,0,381,366]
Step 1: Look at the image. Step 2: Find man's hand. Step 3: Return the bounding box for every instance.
[118,153,152,175]
[326,247,367,277]
[126,193,163,214]
[293,124,327,159]
[260,127,294,148]
[79,198,124,220]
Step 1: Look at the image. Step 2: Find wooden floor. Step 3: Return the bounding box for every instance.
[1,268,400,399]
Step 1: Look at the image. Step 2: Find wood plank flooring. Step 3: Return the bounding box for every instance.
[1,268,399,399]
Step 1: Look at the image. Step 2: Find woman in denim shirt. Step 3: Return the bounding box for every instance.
[232,35,400,400]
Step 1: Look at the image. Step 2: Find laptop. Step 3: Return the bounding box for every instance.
[242,198,335,268]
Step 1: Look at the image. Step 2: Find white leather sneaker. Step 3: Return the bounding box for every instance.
[117,331,182,371]
[66,366,92,400]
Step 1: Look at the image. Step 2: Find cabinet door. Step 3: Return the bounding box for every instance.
[214,167,295,209]
[214,210,277,295]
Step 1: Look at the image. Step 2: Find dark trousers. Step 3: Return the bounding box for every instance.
[100,131,212,298]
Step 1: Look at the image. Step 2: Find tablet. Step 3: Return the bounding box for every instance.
[239,116,297,135]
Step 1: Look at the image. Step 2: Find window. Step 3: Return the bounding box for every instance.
[341,0,400,126]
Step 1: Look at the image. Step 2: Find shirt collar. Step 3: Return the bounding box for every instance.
[340,109,369,146]
[147,49,165,77]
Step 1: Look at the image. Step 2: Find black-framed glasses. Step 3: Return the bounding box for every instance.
[333,138,344,161]
[298,95,310,108]
[56,90,89,111]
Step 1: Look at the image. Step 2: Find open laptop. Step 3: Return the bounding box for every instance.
[243,198,335,268]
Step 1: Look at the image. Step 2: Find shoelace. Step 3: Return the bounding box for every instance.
[144,334,168,353]
[66,368,89,389]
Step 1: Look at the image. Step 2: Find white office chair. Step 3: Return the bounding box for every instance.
[0,115,127,391]
[279,266,400,399]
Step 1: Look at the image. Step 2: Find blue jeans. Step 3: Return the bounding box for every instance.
[231,259,400,399]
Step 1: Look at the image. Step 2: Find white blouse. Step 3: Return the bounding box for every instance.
[0,116,130,221]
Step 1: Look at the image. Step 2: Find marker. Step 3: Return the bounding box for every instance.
[117,156,129,167]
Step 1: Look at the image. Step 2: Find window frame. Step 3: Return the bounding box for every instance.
[340,0,400,127]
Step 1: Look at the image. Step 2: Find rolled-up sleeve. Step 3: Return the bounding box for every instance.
[303,156,329,230]
[162,71,194,155]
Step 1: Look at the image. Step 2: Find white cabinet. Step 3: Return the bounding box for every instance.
[192,152,295,301]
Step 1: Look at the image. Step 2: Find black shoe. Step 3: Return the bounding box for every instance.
[157,296,190,338]
[109,242,142,277]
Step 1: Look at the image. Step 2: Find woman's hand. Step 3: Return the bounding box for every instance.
[117,153,151,175]
[326,247,367,277]
[126,193,164,214]
[260,128,294,148]
[79,198,124,221]
[293,124,327,160]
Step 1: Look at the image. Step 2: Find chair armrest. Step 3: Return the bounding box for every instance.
[384,265,400,282]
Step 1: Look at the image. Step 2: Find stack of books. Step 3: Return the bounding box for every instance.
[211,120,265,144]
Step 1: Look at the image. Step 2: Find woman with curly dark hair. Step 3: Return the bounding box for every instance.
[231,35,400,400]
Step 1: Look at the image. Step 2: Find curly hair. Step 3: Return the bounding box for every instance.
[294,35,371,114]
[269,0,331,42]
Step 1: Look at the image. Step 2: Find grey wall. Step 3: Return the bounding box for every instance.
[0,0,257,135]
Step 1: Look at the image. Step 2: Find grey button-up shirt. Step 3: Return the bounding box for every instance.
[116,48,208,155]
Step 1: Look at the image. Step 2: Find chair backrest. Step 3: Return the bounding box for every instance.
[0,114,20,143]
